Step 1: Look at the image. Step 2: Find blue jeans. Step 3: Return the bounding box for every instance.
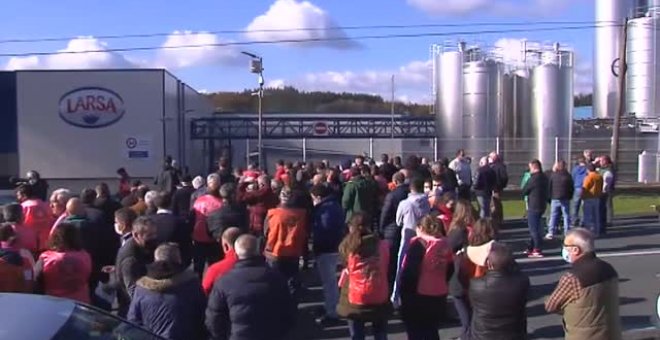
[316,253,339,318]
[548,199,571,235]
[583,198,602,235]
[527,210,544,250]
[348,319,388,340]
[452,295,471,340]
[476,195,491,218]
[571,188,583,226]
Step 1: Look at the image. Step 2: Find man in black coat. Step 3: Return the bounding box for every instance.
[546,160,574,239]
[473,157,496,219]
[207,183,249,240]
[151,192,193,268]
[170,175,196,219]
[469,243,530,340]
[378,171,409,290]
[521,159,549,257]
[205,234,295,340]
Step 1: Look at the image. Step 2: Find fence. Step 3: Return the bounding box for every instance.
[235,135,659,185]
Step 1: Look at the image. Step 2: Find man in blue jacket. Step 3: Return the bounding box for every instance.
[310,184,345,326]
[571,156,588,227]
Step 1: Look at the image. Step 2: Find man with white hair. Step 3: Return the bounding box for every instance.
[473,156,496,218]
[143,190,159,216]
[545,228,621,339]
[206,234,294,340]
[128,243,206,340]
[48,188,73,240]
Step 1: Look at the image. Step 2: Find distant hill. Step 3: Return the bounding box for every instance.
[206,86,431,115]
[206,86,593,113]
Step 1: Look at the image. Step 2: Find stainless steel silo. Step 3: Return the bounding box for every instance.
[462,52,503,156]
[435,45,464,157]
[594,0,630,119]
[512,68,532,139]
[530,47,574,169]
[626,16,660,119]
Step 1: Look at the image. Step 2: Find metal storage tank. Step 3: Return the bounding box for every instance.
[638,150,659,183]
[434,43,464,157]
[594,0,630,118]
[626,15,660,119]
[530,46,574,169]
[512,68,532,139]
[462,49,503,156]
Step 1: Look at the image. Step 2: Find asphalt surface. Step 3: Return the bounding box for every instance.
[291,216,660,340]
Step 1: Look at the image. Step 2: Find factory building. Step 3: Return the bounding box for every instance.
[0,69,213,189]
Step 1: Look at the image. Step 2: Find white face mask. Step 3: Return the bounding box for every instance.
[561,247,572,263]
[114,223,124,236]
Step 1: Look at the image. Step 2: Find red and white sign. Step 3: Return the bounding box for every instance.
[59,87,126,128]
[313,122,329,136]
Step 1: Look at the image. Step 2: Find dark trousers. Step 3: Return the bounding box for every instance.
[383,223,402,293]
[192,241,221,277]
[347,319,388,340]
[452,296,471,340]
[583,198,602,235]
[267,257,300,300]
[457,185,471,201]
[527,210,544,250]
[599,193,613,234]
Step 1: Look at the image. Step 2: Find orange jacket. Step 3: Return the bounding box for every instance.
[582,172,603,199]
[264,207,308,258]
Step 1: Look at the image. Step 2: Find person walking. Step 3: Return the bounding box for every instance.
[522,159,549,258]
[545,160,574,239]
[545,228,622,340]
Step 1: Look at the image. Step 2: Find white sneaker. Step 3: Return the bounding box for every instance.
[544,233,554,240]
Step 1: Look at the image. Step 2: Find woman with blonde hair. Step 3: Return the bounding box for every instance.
[337,213,391,340]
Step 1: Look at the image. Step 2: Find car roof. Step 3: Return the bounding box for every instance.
[0,293,75,339]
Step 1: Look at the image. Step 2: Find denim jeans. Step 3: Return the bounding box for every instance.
[583,198,602,235]
[571,188,583,226]
[452,296,471,340]
[316,253,339,318]
[348,319,388,340]
[527,210,544,250]
[547,199,571,235]
[476,195,491,218]
[392,227,416,304]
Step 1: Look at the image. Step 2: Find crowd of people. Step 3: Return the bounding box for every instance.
[0,150,622,340]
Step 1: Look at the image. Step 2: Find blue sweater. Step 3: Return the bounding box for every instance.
[572,165,588,189]
[312,197,346,254]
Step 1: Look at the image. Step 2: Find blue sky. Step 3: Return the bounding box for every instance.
[0,0,593,102]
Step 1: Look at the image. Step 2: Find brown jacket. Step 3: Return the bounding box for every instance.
[563,253,621,340]
[581,172,603,200]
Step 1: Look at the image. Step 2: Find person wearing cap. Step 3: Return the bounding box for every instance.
[469,242,530,340]
[170,175,196,219]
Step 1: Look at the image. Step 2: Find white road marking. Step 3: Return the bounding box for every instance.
[518,249,660,263]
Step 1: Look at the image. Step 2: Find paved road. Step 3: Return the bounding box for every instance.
[292,216,660,339]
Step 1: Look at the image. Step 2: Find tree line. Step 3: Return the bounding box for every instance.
[207,87,593,114]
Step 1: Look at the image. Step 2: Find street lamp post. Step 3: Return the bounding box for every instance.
[241,51,265,169]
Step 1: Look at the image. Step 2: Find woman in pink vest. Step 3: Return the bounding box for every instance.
[35,223,92,303]
[191,173,223,277]
[337,213,391,340]
[399,215,453,340]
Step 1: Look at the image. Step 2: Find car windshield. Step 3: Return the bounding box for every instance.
[52,305,162,340]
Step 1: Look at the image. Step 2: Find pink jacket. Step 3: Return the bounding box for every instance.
[192,194,222,243]
[39,250,92,303]
[21,199,54,251]
[406,234,452,297]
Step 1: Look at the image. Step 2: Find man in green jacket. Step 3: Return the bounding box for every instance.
[545,228,621,340]
[342,166,378,224]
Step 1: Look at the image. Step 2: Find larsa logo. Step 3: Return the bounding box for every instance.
[59,87,126,128]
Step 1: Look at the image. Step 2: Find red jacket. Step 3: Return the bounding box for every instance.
[21,199,53,251]
[238,183,279,233]
[39,250,92,303]
[192,195,223,243]
[264,207,308,259]
[202,249,238,296]
[339,239,390,306]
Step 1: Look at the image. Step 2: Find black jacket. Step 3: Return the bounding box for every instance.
[155,166,179,195]
[379,184,409,238]
[205,257,295,340]
[469,268,530,340]
[473,166,496,197]
[207,202,249,239]
[447,227,469,297]
[442,168,459,193]
[115,238,154,317]
[94,197,122,226]
[151,212,193,268]
[521,172,549,213]
[170,185,196,218]
[380,162,397,183]
[549,170,574,200]
[490,162,509,192]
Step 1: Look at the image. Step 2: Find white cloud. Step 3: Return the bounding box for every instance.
[5,37,135,70]
[409,0,571,16]
[273,59,433,103]
[155,31,241,69]
[267,79,286,89]
[245,0,356,49]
